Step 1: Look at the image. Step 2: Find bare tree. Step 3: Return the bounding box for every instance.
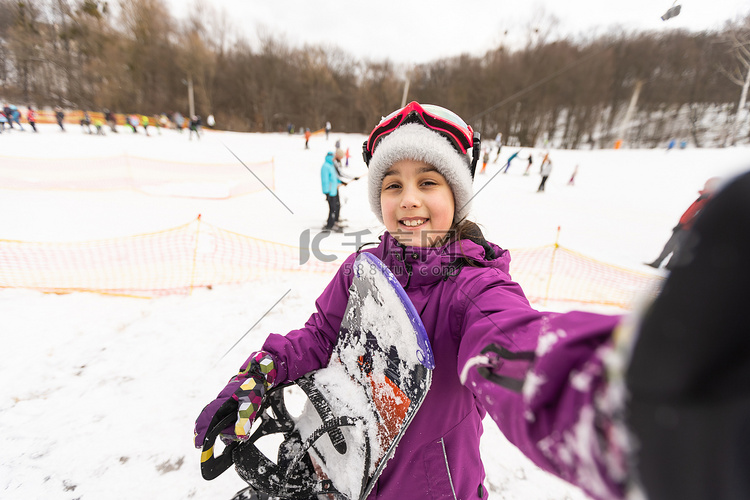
[5,0,44,102]
[117,0,176,112]
[0,0,18,89]
[0,0,744,142]
[718,16,750,146]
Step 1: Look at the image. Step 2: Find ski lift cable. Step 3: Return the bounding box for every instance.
[469,42,615,124]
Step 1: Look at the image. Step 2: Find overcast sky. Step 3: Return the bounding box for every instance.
[166,0,750,64]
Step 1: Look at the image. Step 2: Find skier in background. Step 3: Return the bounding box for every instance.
[141,115,150,136]
[3,104,12,129]
[319,149,347,231]
[80,111,92,134]
[568,164,578,185]
[93,116,105,135]
[493,131,502,162]
[104,109,117,133]
[502,148,522,173]
[173,111,185,133]
[189,115,201,140]
[159,113,170,132]
[10,106,23,130]
[646,177,720,270]
[524,152,533,175]
[55,107,65,131]
[537,155,552,191]
[26,106,37,132]
[479,147,490,174]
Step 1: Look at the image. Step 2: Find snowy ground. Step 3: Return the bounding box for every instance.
[1,123,748,499]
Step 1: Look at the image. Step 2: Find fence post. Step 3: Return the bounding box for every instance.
[189,214,202,295]
[543,226,562,305]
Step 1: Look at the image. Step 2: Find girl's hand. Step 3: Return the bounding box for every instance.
[194,351,277,448]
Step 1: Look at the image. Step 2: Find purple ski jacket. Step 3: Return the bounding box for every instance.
[263,232,624,500]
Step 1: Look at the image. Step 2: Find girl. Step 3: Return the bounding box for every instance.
[194,102,748,500]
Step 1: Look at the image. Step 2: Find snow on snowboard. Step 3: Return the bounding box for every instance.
[202,252,434,499]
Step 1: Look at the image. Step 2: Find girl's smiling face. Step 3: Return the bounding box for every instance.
[380,160,455,247]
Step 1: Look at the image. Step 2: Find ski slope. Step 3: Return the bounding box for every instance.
[1,123,748,499]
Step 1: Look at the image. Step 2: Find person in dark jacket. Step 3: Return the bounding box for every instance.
[3,104,12,129]
[55,106,66,131]
[104,109,117,133]
[646,177,720,270]
[80,111,92,134]
[189,115,201,140]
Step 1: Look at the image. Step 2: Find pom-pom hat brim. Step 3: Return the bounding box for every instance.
[368,123,474,224]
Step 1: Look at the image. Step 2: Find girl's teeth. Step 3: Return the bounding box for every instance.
[403,219,425,227]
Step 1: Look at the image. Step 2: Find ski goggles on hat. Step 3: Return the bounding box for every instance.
[362,102,481,173]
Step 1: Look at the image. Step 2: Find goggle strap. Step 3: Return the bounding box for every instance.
[470,132,481,177]
[362,140,372,166]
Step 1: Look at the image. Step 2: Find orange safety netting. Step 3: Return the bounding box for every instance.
[510,244,661,308]
[0,218,340,298]
[0,155,274,199]
[0,218,662,306]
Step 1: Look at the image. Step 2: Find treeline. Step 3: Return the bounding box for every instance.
[1,0,748,147]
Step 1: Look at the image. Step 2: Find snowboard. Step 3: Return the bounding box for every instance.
[202,252,434,499]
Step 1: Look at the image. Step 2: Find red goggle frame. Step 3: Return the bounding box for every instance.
[362,102,481,177]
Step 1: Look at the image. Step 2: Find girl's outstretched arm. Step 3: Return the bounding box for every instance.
[456,273,625,500]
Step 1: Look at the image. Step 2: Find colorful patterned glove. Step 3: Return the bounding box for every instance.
[194,351,277,449]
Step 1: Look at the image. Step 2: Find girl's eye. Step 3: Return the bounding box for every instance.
[383,182,401,190]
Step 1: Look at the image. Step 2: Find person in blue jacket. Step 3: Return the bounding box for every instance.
[10,106,24,131]
[320,150,347,231]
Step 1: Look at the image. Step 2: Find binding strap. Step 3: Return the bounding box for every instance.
[296,375,348,454]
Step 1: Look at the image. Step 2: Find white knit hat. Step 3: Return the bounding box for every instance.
[367,123,474,223]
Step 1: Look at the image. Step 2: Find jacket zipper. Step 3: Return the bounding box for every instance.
[440,438,458,500]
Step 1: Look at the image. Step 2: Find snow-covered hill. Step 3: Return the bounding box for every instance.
[1,123,748,499]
